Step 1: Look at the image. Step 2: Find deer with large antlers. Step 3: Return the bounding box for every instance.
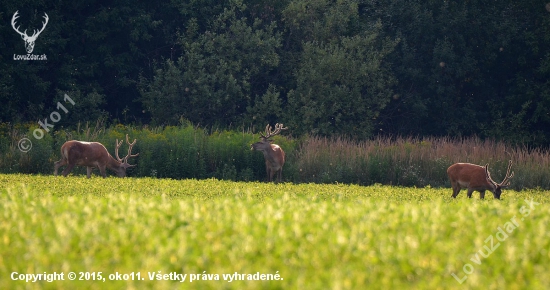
[54,134,139,178]
[251,123,288,182]
[11,11,49,54]
[447,160,514,199]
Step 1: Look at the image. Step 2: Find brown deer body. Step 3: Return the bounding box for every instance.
[54,134,139,178]
[251,123,288,182]
[447,160,514,199]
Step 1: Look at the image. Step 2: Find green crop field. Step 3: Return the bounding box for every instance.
[1,174,549,289]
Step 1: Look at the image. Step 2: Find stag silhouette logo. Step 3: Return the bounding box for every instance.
[11,11,49,54]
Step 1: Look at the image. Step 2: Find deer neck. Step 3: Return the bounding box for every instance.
[106,154,123,170]
[262,145,279,164]
[486,180,498,192]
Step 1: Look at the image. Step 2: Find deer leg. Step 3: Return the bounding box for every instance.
[267,167,275,182]
[276,169,282,183]
[451,181,460,198]
[54,159,67,176]
[98,165,107,178]
[451,188,459,198]
[86,167,93,178]
[61,163,76,177]
[480,190,486,199]
[467,189,474,198]
[264,161,273,182]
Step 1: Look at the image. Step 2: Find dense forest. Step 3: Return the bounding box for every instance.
[1,0,550,145]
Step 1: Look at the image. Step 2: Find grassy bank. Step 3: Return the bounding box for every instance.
[1,122,550,188]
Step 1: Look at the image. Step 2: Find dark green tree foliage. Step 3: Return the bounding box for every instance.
[140,2,282,126]
[287,32,396,137]
[1,1,50,123]
[483,1,550,145]
[282,0,397,138]
[1,0,169,125]
[368,0,550,144]
[1,0,550,145]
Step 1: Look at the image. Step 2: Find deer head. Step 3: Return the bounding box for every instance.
[484,160,514,199]
[113,134,140,175]
[11,11,49,53]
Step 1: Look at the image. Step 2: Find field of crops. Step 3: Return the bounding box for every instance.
[1,173,549,289]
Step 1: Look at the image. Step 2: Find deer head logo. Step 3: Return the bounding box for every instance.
[11,11,49,54]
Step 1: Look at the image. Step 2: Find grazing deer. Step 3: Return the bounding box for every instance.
[251,123,288,182]
[447,160,514,199]
[54,134,139,178]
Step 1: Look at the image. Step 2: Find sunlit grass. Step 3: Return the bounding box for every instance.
[1,174,549,289]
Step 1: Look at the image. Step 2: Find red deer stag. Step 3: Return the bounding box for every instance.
[447,160,514,199]
[54,134,139,178]
[251,123,288,182]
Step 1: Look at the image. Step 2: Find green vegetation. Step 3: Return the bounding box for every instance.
[3,1,550,288]
[2,1,550,145]
[3,123,550,189]
[1,174,549,289]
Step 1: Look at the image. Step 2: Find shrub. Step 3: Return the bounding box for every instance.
[1,122,549,189]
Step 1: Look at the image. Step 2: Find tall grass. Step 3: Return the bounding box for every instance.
[1,121,549,188]
[294,136,550,189]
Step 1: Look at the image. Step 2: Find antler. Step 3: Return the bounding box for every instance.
[114,138,124,162]
[260,123,288,140]
[484,164,497,188]
[498,160,514,187]
[11,11,49,39]
[115,134,139,164]
[485,160,514,188]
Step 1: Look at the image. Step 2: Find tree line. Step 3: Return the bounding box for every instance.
[1,0,549,145]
